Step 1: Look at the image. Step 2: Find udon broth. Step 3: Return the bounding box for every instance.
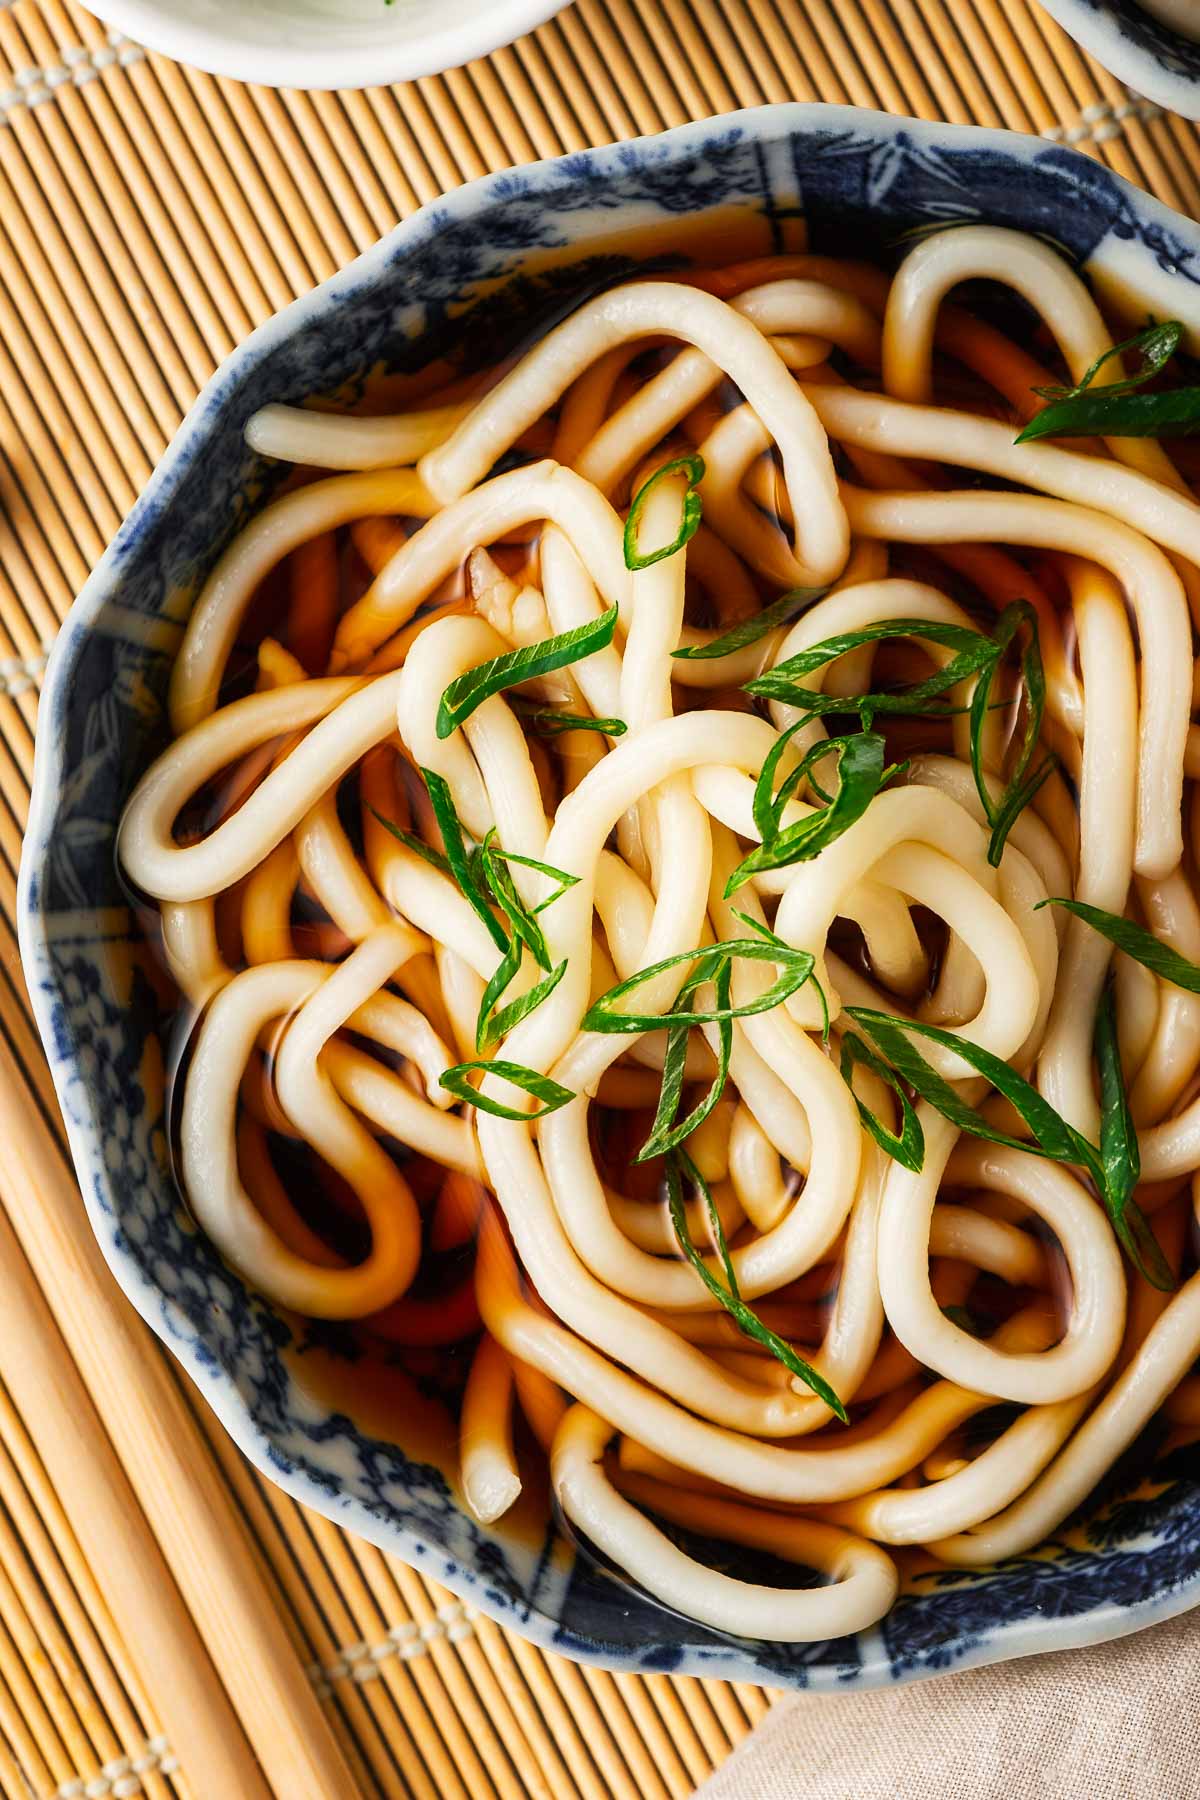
[119,221,1200,1643]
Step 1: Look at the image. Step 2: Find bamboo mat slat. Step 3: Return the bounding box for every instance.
[0,0,1195,1794]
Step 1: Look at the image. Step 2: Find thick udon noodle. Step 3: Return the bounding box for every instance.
[120,224,1200,1643]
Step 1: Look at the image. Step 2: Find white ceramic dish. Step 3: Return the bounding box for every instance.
[83,0,570,90]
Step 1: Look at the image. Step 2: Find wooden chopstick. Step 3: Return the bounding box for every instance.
[0,1016,357,1797]
[0,1156,266,1794]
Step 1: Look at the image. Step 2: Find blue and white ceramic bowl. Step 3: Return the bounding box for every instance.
[1038,0,1200,119]
[20,105,1200,1692]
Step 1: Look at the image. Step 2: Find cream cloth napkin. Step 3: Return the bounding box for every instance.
[698,1610,1199,1799]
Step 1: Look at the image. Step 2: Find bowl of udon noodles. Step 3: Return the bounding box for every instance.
[1037,0,1200,118]
[22,102,1200,1691]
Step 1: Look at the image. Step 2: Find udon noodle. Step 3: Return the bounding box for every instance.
[120,223,1200,1642]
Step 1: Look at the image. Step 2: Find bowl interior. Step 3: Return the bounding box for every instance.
[23,110,1200,1689]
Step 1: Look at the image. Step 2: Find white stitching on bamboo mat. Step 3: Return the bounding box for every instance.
[1042,97,1164,146]
[0,31,143,119]
[0,645,55,697]
[307,1602,479,1691]
[52,1737,180,1800]
[0,31,1173,159]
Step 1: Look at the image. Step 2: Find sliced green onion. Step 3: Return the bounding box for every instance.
[666,1150,847,1419]
[725,731,900,895]
[967,601,1051,867]
[1093,977,1172,1289]
[367,804,453,876]
[439,1058,575,1121]
[983,753,1058,866]
[436,606,618,739]
[473,832,580,976]
[1036,898,1200,994]
[1016,386,1200,442]
[477,958,569,1053]
[730,909,831,1041]
[1031,320,1182,403]
[511,702,628,737]
[420,769,508,954]
[748,607,1052,867]
[474,936,524,1052]
[624,454,705,572]
[746,617,996,726]
[839,1030,925,1173]
[670,585,826,661]
[582,937,820,1035]
[478,833,553,971]
[471,836,578,1045]
[847,1007,1086,1164]
[749,714,816,844]
[1017,320,1191,441]
[395,788,578,1046]
[636,960,733,1164]
[679,1147,740,1296]
[481,840,580,915]
[845,1005,1172,1291]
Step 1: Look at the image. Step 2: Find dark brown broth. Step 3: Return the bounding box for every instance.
[140,229,1102,1475]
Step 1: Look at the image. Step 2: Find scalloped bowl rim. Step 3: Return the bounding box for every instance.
[1037,0,1200,119]
[19,102,1200,1689]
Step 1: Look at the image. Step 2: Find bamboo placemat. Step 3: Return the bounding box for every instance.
[0,0,1198,1793]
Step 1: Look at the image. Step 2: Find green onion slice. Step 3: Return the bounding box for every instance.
[726,730,902,896]
[1016,386,1200,443]
[666,1150,847,1419]
[839,1030,925,1173]
[636,960,733,1164]
[745,605,1050,865]
[1091,976,1167,1288]
[477,833,553,971]
[729,909,831,1041]
[481,839,580,914]
[367,804,453,876]
[751,713,822,843]
[845,1005,1172,1291]
[746,617,996,727]
[1036,898,1200,994]
[477,958,569,1053]
[510,703,628,737]
[436,606,618,739]
[1032,320,1182,403]
[420,769,508,954]
[623,454,705,572]
[670,585,827,661]
[471,834,578,1044]
[582,936,821,1035]
[439,1058,575,1121]
[1016,320,1189,442]
[967,600,1052,867]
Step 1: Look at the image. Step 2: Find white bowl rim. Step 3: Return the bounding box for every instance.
[86,0,569,90]
[1037,0,1200,119]
[20,100,1200,1687]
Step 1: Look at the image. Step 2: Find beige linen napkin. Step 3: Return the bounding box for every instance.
[698,1610,1199,1799]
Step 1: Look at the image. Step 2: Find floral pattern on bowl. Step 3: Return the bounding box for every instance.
[19,104,1200,1691]
[1038,0,1200,119]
